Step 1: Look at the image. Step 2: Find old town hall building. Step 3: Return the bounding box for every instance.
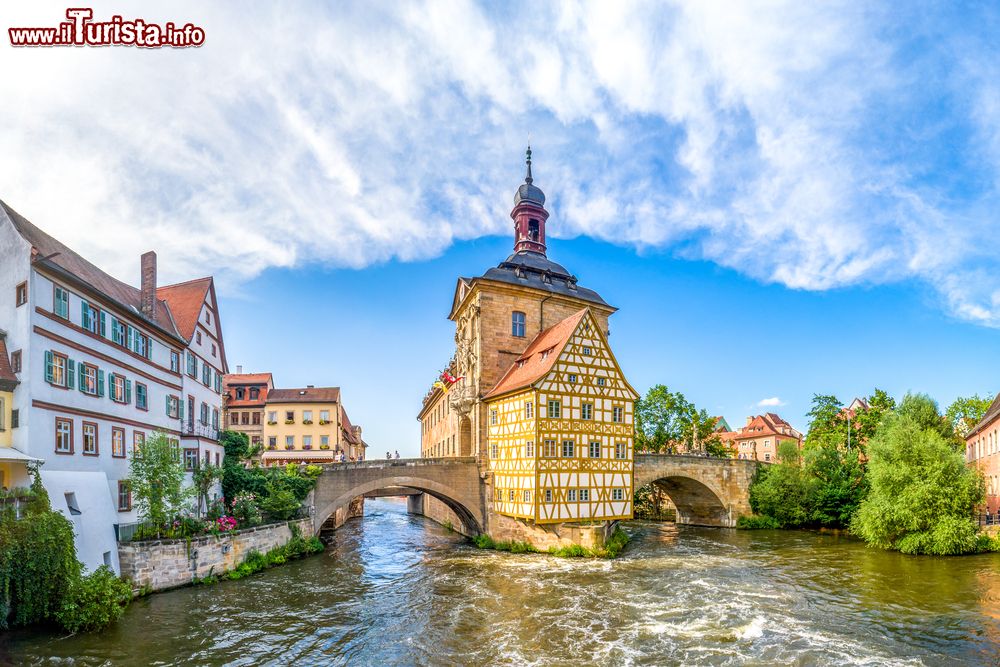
[418,149,638,536]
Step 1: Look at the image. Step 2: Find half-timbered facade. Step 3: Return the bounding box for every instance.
[0,200,228,573]
[484,308,638,523]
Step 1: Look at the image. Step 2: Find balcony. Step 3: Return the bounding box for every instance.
[182,421,219,441]
[0,488,36,520]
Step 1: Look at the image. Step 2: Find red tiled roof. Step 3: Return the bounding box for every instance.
[967,392,1000,439]
[2,200,182,340]
[157,277,213,342]
[734,413,802,441]
[266,387,341,404]
[0,337,18,389]
[483,309,588,399]
[340,404,361,444]
[223,373,274,387]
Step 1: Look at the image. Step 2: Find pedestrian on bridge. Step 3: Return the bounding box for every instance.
[386,451,392,460]
[394,450,401,459]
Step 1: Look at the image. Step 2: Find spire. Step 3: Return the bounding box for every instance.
[525,145,533,184]
[512,146,549,255]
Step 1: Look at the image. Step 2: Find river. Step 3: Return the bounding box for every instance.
[3,498,1000,666]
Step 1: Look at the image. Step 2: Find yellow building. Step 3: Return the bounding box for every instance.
[484,309,638,522]
[261,387,365,465]
[0,333,36,491]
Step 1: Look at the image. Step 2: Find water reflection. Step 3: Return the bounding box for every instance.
[3,499,1000,666]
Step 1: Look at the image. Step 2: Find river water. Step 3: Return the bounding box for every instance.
[3,498,1000,666]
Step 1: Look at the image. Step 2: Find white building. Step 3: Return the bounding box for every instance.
[0,200,228,573]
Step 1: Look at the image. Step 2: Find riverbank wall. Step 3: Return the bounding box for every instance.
[118,518,313,593]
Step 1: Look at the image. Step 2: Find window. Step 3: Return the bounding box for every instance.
[547,400,560,418]
[236,388,245,400]
[202,362,210,386]
[582,403,593,420]
[166,395,180,419]
[764,453,771,461]
[303,435,312,448]
[615,442,627,459]
[82,422,98,455]
[526,441,534,457]
[612,406,624,423]
[229,412,238,425]
[110,374,130,403]
[200,403,209,425]
[268,436,277,449]
[597,378,606,387]
[80,363,99,395]
[579,488,590,502]
[183,449,198,470]
[589,441,601,458]
[82,302,103,335]
[206,311,212,325]
[320,410,330,423]
[170,351,180,373]
[250,387,260,400]
[544,489,553,502]
[303,410,313,423]
[112,427,125,458]
[285,411,294,422]
[582,346,591,355]
[0,397,4,431]
[186,352,196,378]
[285,435,294,448]
[525,402,533,419]
[196,331,202,345]
[490,409,498,425]
[213,409,219,429]
[523,490,530,503]
[568,374,577,383]
[511,311,526,337]
[211,343,217,357]
[111,318,126,346]
[562,439,574,458]
[15,282,27,307]
[11,409,18,429]
[136,383,147,410]
[133,431,145,456]
[214,373,222,393]
[567,489,577,502]
[268,411,277,423]
[54,285,69,318]
[491,443,498,459]
[65,492,81,515]
[11,350,21,374]
[612,488,624,501]
[509,489,515,502]
[252,411,260,425]
[45,351,72,388]
[321,435,330,448]
[117,481,132,511]
[543,439,557,457]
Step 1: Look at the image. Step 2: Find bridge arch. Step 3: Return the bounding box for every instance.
[311,459,486,537]
[633,455,757,527]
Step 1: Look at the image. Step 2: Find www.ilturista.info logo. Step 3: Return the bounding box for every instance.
[9,8,205,48]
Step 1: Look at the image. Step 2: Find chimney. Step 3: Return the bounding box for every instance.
[140,251,157,318]
[237,365,243,374]
[746,416,753,426]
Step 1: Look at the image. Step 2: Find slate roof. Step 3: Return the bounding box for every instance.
[483,309,588,399]
[476,251,610,308]
[1,200,183,341]
[266,387,341,404]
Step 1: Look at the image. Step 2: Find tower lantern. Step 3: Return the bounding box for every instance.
[511,146,549,256]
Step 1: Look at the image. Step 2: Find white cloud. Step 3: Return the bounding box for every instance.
[2,1,1000,324]
[757,397,786,407]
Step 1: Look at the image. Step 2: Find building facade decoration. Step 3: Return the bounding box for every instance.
[0,200,228,573]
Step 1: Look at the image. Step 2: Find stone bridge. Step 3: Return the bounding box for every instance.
[311,454,758,536]
[634,454,758,527]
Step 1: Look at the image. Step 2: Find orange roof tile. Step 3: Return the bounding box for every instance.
[157,277,213,342]
[223,373,274,386]
[483,309,588,399]
[266,387,341,404]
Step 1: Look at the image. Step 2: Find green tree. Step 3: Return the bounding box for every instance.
[945,393,994,438]
[853,388,896,447]
[804,394,843,449]
[851,397,985,555]
[128,432,189,531]
[635,385,691,453]
[748,463,814,528]
[805,443,867,527]
[896,393,960,448]
[191,462,222,518]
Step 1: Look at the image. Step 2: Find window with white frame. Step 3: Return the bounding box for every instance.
[547,400,560,418]
[615,442,627,459]
[525,441,534,457]
[490,409,497,425]
[509,489,515,501]
[511,311,526,337]
[568,374,577,383]
[613,406,624,423]
[543,439,557,457]
[490,443,498,459]
[612,488,624,501]
[581,403,593,420]
[544,489,553,502]
[562,439,574,457]
[597,377,606,387]
[525,401,533,419]
[579,488,590,502]
[567,489,577,502]
[589,441,600,458]
[54,286,69,319]
[523,490,530,502]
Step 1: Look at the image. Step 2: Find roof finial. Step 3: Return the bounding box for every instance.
[525,144,533,184]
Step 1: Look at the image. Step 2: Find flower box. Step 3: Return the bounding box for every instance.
[302,420,313,425]
[319,444,330,450]
[319,420,330,425]
[302,444,312,450]
[267,421,277,425]
[284,419,295,425]
[284,444,294,450]
[268,444,277,450]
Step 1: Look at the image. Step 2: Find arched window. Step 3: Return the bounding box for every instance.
[511,311,526,337]
[528,219,540,241]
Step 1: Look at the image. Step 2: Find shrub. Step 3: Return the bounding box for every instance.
[55,566,132,634]
[737,515,782,530]
[230,491,262,527]
[259,486,300,521]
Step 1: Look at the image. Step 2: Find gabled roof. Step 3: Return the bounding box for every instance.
[736,413,802,440]
[340,405,362,445]
[157,277,213,342]
[0,337,18,391]
[266,387,341,404]
[483,309,588,399]
[1,200,182,341]
[968,392,1000,439]
[223,373,274,387]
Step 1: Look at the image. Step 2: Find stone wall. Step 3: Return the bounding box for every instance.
[487,511,616,551]
[412,494,472,537]
[118,518,313,593]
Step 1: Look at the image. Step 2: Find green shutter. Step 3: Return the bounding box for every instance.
[179,400,185,421]
[97,370,105,397]
[125,378,132,404]
[99,311,107,337]
[44,350,53,383]
[111,317,119,344]
[165,395,171,416]
[127,326,134,351]
[65,359,75,388]
[81,301,87,328]
[79,365,86,392]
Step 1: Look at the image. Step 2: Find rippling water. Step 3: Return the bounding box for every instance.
[4,498,1000,666]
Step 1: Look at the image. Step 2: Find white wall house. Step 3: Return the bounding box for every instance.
[0,200,229,573]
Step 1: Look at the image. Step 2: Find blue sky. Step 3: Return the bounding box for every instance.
[3,1,1000,453]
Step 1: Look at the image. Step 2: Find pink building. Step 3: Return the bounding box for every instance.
[966,394,1000,515]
